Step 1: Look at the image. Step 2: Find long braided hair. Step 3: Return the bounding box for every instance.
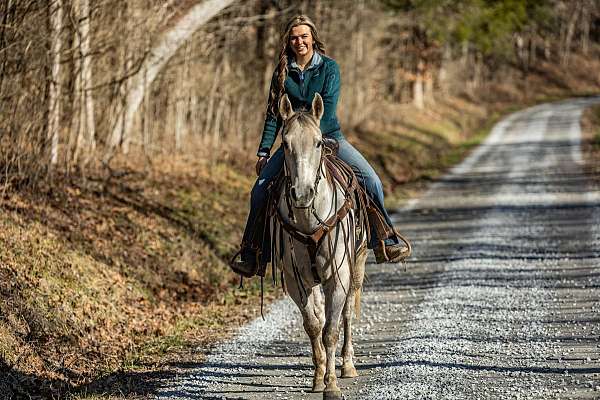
[267,15,326,116]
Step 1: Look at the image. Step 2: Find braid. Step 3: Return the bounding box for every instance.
[269,46,289,116]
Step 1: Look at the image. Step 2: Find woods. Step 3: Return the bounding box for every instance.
[1,0,599,189]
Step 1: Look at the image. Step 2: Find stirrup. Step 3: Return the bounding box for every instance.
[374,241,411,263]
[229,248,259,278]
[373,229,412,264]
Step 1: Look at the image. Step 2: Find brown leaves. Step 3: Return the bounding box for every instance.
[0,158,262,396]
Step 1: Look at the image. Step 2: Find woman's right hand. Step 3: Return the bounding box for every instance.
[255,156,269,176]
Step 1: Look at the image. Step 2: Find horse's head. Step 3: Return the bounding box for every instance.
[279,93,325,209]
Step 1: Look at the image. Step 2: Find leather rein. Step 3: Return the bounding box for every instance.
[273,141,359,283]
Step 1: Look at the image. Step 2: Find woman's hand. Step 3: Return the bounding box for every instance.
[255,156,269,176]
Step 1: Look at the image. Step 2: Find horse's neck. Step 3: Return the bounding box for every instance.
[281,167,345,233]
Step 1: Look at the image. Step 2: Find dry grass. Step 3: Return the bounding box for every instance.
[0,154,275,398]
[581,103,600,183]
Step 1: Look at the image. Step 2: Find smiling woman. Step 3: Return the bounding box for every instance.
[230,14,411,278]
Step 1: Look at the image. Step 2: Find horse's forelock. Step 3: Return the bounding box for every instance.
[284,112,321,140]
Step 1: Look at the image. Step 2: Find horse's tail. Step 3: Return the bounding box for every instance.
[352,243,368,321]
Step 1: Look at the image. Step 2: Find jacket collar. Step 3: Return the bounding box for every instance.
[289,51,322,71]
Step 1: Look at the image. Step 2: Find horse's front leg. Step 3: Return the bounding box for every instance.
[341,244,367,378]
[321,269,350,399]
[283,269,326,392]
[307,285,326,392]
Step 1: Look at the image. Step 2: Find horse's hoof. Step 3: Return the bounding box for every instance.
[312,381,326,392]
[341,365,358,378]
[323,389,343,400]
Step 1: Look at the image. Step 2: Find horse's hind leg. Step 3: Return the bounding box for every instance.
[341,290,358,378]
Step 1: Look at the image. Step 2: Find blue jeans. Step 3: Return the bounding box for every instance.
[241,139,395,260]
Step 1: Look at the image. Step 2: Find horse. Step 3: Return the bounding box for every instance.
[270,93,368,400]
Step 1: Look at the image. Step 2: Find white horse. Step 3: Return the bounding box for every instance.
[271,93,367,400]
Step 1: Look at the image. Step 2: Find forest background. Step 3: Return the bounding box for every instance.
[1,0,600,397]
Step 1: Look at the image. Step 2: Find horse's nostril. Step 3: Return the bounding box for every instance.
[308,187,315,198]
[290,187,298,201]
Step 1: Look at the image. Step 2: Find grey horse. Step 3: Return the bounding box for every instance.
[272,93,367,400]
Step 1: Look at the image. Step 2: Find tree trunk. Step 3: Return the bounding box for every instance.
[544,38,551,60]
[424,70,434,104]
[580,0,591,55]
[438,44,451,96]
[48,0,63,168]
[141,66,150,157]
[561,3,580,66]
[461,41,469,66]
[203,62,222,138]
[174,42,191,151]
[107,0,236,160]
[212,97,226,149]
[413,76,424,109]
[71,0,95,166]
[515,33,526,70]
[528,35,536,69]
[413,59,424,109]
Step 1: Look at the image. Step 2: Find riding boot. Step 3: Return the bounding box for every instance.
[230,203,270,278]
[366,205,411,263]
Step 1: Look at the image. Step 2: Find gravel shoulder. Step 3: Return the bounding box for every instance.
[157,97,600,400]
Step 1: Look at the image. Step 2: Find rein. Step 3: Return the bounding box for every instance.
[274,142,363,287]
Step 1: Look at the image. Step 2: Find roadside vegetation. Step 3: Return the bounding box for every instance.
[1,0,600,398]
[582,104,600,181]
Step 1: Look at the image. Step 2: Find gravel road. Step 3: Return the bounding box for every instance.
[157,98,600,400]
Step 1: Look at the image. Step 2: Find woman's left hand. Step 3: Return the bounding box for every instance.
[255,156,268,176]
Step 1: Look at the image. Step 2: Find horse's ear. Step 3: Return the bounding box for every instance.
[311,93,324,121]
[279,94,294,121]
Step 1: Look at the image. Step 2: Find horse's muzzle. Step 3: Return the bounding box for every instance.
[290,185,316,208]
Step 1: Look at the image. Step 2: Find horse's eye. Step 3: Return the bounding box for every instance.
[284,141,290,150]
[316,140,322,148]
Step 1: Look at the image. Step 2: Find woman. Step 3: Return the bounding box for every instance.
[231,15,409,278]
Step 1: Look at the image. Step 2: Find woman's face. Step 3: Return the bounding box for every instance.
[289,24,314,59]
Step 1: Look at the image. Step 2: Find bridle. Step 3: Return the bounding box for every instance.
[272,113,366,288]
[281,138,325,215]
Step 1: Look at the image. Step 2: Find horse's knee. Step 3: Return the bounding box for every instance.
[303,316,321,339]
[322,325,339,347]
[314,303,325,327]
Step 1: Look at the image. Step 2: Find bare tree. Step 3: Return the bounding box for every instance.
[106,0,236,160]
[48,0,64,168]
[71,0,96,166]
[560,1,581,66]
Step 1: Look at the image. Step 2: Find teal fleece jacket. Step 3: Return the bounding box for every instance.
[257,52,345,157]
